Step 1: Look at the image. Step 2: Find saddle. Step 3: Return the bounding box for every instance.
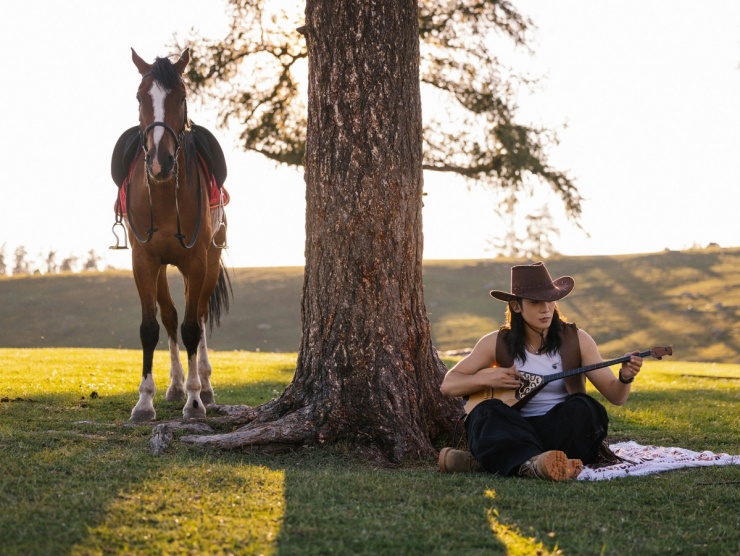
[110,123,227,189]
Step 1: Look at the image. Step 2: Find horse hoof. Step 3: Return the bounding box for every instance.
[165,387,186,402]
[130,408,156,422]
[200,390,215,405]
[183,404,206,420]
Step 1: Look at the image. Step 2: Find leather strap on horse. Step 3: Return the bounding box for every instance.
[117,132,204,249]
[142,121,181,150]
[125,151,159,245]
[172,147,203,249]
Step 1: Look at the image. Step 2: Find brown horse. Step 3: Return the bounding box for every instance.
[119,48,230,421]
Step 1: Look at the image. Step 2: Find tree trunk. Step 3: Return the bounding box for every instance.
[182,0,462,463]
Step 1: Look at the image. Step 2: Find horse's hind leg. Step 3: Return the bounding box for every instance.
[197,318,214,405]
[157,268,186,402]
[180,269,208,419]
[195,250,224,406]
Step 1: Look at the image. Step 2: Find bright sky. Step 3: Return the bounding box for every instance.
[1,1,738,271]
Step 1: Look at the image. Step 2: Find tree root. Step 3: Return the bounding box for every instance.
[180,406,318,451]
[201,403,258,426]
[150,421,215,455]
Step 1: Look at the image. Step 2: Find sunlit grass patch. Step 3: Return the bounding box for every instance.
[485,488,560,556]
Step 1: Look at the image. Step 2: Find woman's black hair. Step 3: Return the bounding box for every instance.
[502,298,565,363]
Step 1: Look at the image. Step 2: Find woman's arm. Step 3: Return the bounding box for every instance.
[440,331,523,397]
[578,329,643,406]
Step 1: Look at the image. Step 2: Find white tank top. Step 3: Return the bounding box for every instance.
[515,350,568,417]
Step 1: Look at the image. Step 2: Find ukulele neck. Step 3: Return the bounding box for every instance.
[545,349,653,384]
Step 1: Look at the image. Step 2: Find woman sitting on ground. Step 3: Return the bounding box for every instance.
[438,262,643,480]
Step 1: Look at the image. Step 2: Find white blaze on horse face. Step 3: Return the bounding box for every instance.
[148,81,169,174]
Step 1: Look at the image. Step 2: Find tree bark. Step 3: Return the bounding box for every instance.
[183,0,462,463]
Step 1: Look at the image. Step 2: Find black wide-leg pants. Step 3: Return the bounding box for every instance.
[465,393,609,476]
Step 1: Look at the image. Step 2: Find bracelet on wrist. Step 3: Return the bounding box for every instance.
[618,370,634,384]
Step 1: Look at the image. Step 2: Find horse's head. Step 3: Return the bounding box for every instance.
[132,48,190,181]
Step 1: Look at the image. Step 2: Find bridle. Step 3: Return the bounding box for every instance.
[125,90,203,250]
[140,120,183,151]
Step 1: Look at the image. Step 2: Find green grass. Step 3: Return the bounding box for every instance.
[1,348,739,555]
[2,247,739,363]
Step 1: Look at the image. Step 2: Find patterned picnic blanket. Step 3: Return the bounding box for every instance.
[578,441,740,481]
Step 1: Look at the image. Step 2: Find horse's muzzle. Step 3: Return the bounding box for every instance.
[146,152,176,181]
[142,121,181,181]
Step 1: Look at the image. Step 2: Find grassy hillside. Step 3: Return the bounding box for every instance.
[1,247,738,362]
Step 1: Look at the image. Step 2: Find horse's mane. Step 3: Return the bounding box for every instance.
[150,57,182,91]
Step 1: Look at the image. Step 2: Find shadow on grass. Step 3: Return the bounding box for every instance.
[272,459,515,555]
[0,379,285,555]
[0,391,167,554]
[3,379,739,555]
[0,385,520,555]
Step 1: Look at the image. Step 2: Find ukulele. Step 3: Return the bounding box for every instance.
[463,346,672,414]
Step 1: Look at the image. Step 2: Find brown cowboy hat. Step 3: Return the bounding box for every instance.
[490,262,574,302]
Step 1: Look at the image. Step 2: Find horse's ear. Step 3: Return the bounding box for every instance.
[131,48,151,75]
[174,49,190,74]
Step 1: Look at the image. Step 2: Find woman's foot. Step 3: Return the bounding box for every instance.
[518,450,583,481]
[438,448,483,473]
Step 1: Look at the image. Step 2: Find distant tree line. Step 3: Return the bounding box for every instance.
[0,224,564,276]
[0,243,108,276]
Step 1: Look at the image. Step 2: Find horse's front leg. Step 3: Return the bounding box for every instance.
[130,261,160,422]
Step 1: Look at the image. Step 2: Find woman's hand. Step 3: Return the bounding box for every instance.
[477,365,523,389]
[619,352,643,383]
[440,364,522,398]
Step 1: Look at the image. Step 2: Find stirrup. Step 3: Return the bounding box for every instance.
[211,195,228,249]
[109,221,129,250]
[211,219,228,249]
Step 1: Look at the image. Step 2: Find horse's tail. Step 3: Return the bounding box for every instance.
[208,261,232,332]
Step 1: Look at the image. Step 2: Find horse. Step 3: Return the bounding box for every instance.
[114,48,230,421]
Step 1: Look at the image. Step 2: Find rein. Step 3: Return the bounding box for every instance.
[124,127,204,249]
[170,138,203,249]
